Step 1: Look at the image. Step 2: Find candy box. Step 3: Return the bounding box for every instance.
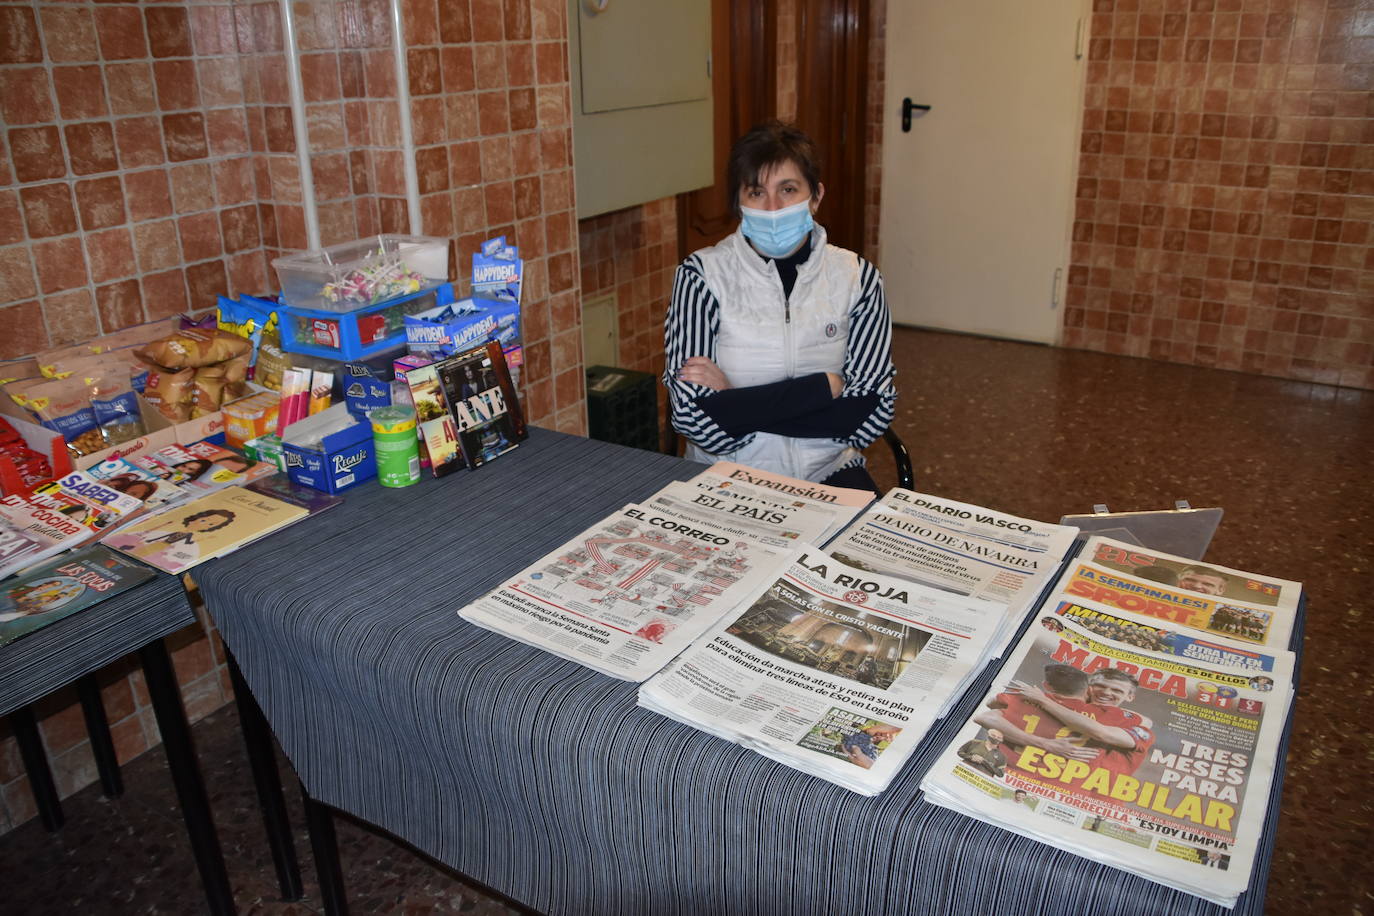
[281,403,376,493]
[278,283,455,361]
[222,390,281,449]
[272,234,450,312]
[403,296,520,359]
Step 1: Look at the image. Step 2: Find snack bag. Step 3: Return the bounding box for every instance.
[88,371,146,447]
[142,366,196,422]
[136,327,252,370]
[21,376,104,458]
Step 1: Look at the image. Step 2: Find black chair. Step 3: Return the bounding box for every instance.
[884,428,914,490]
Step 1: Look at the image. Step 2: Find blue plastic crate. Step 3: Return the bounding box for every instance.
[279,283,455,361]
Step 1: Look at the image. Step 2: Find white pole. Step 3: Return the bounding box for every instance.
[278,0,321,249]
[390,0,423,235]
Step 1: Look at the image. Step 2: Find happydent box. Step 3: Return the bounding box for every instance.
[403,297,520,359]
[281,403,376,493]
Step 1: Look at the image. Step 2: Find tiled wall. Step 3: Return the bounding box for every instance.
[1063,0,1374,390]
[0,0,583,835]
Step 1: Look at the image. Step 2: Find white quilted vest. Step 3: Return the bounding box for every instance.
[685,226,862,481]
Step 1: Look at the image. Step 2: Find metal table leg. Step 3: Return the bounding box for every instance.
[8,705,63,831]
[76,674,123,798]
[226,650,303,901]
[138,638,236,916]
[301,784,349,916]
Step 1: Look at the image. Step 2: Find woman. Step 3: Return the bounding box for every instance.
[663,121,896,493]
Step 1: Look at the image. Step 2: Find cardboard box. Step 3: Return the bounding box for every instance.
[281,403,376,493]
[403,296,520,359]
[223,390,281,449]
[0,410,68,496]
[0,394,223,492]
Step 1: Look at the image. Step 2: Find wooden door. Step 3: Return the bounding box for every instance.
[794,0,869,256]
[677,0,777,256]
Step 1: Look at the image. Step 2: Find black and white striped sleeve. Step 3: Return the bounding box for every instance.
[839,257,897,449]
[662,257,755,454]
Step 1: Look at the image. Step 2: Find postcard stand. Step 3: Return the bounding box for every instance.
[1058,500,1223,561]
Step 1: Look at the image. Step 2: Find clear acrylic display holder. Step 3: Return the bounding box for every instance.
[1058,501,1223,561]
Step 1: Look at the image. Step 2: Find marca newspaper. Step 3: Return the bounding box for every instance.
[1054,536,1302,649]
[639,548,1006,795]
[828,489,1078,606]
[459,505,789,681]
[920,595,1294,908]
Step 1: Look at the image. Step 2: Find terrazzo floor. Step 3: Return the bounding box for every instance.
[2,328,1370,914]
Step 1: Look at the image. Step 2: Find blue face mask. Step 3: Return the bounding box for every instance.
[740,199,814,258]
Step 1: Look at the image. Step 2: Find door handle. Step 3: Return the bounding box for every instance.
[901,98,932,132]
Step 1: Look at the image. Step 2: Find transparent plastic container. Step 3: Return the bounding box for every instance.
[271,235,450,312]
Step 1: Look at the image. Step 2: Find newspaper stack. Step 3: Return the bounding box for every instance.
[826,489,1079,657]
[686,460,873,543]
[458,462,874,681]
[1047,535,1301,651]
[639,548,1009,795]
[919,539,1301,907]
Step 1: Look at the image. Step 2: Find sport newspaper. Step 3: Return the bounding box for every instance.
[1055,535,1302,649]
[919,599,1294,907]
[638,548,1006,795]
[827,489,1078,609]
[458,505,789,681]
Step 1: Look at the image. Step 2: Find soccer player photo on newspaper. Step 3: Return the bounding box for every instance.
[920,596,1294,908]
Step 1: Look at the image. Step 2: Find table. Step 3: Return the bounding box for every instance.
[0,571,235,914]
[195,429,1299,916]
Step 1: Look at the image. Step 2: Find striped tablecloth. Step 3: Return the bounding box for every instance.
[0,570,195,715]
[195,428,1297,916]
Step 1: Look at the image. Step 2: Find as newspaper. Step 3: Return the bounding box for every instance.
[920,593,1294,908]
[638,548,1007,795]
[1053,536,1302,649]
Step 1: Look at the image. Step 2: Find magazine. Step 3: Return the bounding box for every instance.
[30,470,145,535]
[459,505,791,681]
[0,492,97,579]
[638,548,1008,795]
[402,360,465,477]
[104,486,308,574]
[1050,535,1300,649]
[435,340,526,469]
[919,598,1294,908]
[0,545,155,647]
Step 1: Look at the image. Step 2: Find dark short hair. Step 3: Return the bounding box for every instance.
[726,120,822,218]
[1042,663,1088,695]
[182,509,236,532]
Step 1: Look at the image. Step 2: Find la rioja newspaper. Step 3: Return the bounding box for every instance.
[919,594,1295,908]
[638,548,1007,795]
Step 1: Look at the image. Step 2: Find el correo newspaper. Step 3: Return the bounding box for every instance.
[458,505,790,681]
[827,489,1078,604]
[1052,535,1301,649]
[638,548,1007,795]
[919,599,1294,908]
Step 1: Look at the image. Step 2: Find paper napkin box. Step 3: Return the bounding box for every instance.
[281,403,376,493]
